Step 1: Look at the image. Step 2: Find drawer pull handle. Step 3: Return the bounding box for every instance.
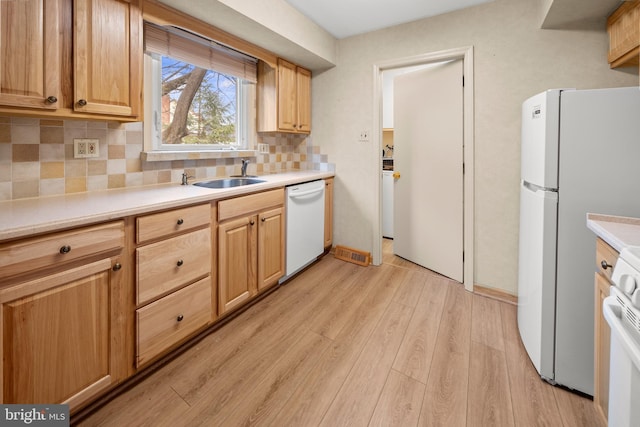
[59,245,71,254]
[177,314,184,322]
[601,260,613,270]
[177,218,184,225]
[112,263,122,271]
[177,259,184,267]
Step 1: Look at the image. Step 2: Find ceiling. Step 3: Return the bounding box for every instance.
[284,0,494,39]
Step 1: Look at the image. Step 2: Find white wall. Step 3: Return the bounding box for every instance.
[312,0,638,294]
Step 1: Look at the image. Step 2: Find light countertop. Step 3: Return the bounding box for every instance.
[0,171,334,242]
[586,213,640,252]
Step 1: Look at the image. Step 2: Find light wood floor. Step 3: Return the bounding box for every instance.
[79,239,604,427]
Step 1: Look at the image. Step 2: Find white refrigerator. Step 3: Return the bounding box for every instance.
[517,87,640,395]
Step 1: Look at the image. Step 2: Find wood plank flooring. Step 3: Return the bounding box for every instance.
[79,240,604,427]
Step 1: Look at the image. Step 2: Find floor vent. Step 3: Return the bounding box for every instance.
[334,245,371,267]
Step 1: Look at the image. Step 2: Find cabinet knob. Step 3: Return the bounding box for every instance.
[601,260,613,270]
[46,96,58,104]
[250,220,255,225]
[77,99,87,106]
[177,218,184,225]
[177,259,184,267]
[112,262,122,271]
[59,245,71,254]
[176,314,184,322]
[261,217,266,222]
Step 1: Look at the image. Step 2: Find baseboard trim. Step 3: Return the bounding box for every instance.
[474,284,517,305]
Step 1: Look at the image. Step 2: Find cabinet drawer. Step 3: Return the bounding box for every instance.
[0,221,124,279]
[218,188,284,222]
[596,237,619,282]
[137,227,211,305]
[137,203,211,244]
[136,277,212,366]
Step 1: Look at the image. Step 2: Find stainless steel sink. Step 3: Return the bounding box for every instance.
[193,178,266,189]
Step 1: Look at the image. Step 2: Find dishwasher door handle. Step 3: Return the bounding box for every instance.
[288,187,324,198]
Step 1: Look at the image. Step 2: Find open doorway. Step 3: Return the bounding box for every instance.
[372,46,475,292]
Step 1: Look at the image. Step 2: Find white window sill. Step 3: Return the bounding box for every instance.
[141,150,258,162]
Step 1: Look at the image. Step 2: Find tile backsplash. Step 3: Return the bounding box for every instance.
[0,116,332,201]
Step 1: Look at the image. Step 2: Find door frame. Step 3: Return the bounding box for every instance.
[372,46,474,292]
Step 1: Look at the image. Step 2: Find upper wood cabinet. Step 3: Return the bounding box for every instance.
[0,0,61,110]
[607,1,640,69]
[258,58,311,134]
[0,0,142,120]
[74,0,142,117]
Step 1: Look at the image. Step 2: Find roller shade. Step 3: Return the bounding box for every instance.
[144,22,257,83]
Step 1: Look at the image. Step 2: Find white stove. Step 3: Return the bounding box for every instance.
[606,245,640,427]
[612,246,640,311]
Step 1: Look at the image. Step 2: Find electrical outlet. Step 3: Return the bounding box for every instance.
[74,138,99,158]
[257,143,269,154]
[358,130,370,142]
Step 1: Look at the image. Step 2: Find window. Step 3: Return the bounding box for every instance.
[144,23,257,152]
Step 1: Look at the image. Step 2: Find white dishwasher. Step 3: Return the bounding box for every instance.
[283,180,325,280]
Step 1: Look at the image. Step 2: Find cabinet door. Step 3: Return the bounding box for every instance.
[607,1,640,68]
[324,178,333,248]
[258,207,284,291]
[74,0,142,117]
[1,258,121,411]
[218,215,257,314]
[277,58,297,132]
[0,0,60,109]
[296,66,311,133]
[594,271,611,423]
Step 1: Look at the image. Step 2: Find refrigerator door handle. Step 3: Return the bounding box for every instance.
[523,180,558,193]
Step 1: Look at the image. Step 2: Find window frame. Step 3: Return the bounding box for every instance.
[142,27,257,155]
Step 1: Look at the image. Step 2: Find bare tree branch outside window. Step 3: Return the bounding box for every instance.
[160,58,237,145]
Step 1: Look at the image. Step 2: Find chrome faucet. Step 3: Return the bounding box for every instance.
[241,159,249,177]
[181,172,193,185]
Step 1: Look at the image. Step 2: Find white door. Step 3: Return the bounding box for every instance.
[393,59,463,282]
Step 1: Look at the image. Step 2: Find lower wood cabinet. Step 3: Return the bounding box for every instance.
[0,221,127,413]
[0,182,328,413]
[593,237,617,423]
[258,207,285,291]
[134,203,213,368]
[324,178,334,248]
[218,189,284,315]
